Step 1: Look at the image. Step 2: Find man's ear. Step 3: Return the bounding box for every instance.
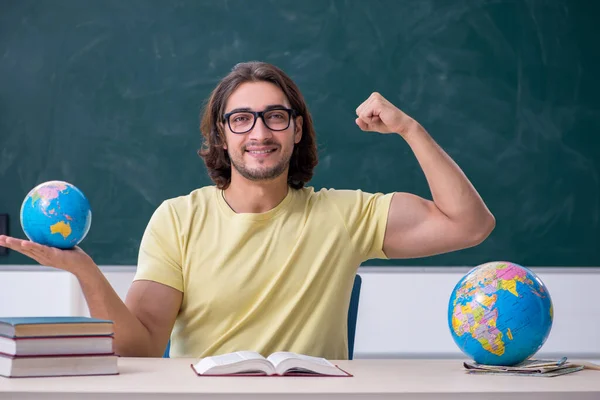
[294,116,303,144]
[217,122,228,150]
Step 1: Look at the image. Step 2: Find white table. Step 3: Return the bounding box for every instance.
[1,357,599,399]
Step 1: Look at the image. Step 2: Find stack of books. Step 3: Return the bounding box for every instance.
[463,357,600,377]
[0,316,118,378]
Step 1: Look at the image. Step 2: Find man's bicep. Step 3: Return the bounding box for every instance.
[125,279,183,356]
[382,192,467,259]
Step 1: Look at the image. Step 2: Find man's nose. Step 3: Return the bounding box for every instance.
[248,116,273,140]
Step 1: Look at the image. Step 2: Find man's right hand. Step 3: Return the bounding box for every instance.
[0,235,95,275]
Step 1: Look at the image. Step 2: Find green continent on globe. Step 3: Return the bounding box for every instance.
[451,263,548,356]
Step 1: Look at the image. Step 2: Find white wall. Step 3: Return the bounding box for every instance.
[1,266,599,359]
[355,268,600,358]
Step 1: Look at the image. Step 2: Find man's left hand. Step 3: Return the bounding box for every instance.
[355,92,415,136]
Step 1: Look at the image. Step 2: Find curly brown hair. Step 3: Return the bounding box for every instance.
[198,61,318,190]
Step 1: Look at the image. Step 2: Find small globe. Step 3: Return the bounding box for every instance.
[448,261,553,366]
[20,181,92,249]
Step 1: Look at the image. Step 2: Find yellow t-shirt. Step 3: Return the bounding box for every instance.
[133,186,393,359]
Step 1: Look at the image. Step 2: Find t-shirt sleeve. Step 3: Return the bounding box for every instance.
[133,200,184,291]
[327,189,395,261]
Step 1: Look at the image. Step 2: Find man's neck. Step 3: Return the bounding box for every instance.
[223,173,290,214]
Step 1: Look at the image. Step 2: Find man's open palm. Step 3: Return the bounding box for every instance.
[0,235,94,273]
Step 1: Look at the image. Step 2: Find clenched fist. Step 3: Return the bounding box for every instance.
[355,92,416,136]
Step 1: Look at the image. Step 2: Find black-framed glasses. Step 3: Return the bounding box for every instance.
[223,108,296,134]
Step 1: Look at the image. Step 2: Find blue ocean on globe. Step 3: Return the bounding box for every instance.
[448,261,553,366]
[20,181,92,249]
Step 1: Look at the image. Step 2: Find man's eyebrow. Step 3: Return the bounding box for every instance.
[263,104,289,111]
[225,104,289,114]
[226,107,252,114]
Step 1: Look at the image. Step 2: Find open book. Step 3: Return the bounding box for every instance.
[191,351,351,377]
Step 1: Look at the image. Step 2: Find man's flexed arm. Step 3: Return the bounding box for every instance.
[355,92,496,258]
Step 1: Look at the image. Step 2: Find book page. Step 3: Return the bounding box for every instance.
[193,351,266,374]
[267,352,336,368]
[293,353,336,367]
[266,352,300,369]
[268,352,345,376]
[210,351,265,366]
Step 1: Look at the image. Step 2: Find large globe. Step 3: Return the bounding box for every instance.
[20,181,92,249]
[448,261,553,366]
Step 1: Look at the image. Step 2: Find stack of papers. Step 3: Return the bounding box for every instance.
[463,358,599,377]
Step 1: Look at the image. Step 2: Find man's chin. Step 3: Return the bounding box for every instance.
[245,170,283,182]
[234,165,287,182]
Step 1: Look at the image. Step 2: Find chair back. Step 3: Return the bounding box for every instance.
[347,274,362,360]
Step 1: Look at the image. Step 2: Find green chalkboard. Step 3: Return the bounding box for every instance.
[1,0,599,267]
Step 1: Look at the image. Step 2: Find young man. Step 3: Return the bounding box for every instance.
[0,61,495,359]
